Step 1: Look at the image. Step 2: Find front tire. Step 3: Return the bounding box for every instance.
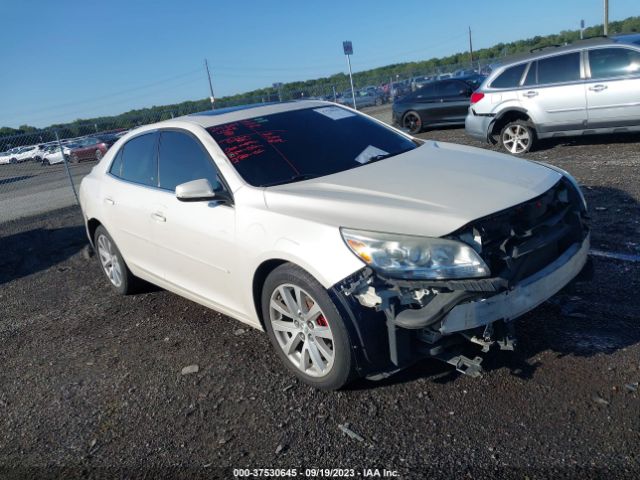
[500,120,535,154]
[402,111,422,135]
[261,264,356,390]
[94,226,137,295]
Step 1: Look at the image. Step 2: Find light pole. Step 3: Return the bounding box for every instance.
[603,0,609,36]
[343,41,357,110]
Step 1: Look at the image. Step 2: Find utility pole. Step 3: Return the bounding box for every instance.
[204,58,215,110]
[603,0,609,36]
[468,26,474,67]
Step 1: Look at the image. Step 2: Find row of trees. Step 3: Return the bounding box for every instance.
[2,16,638,144]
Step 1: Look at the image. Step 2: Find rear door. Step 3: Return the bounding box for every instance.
[100,132,164,279]
[518,52,587,132]
[585,46,640,127]
[410,84,439,122]
[436,80,472,122]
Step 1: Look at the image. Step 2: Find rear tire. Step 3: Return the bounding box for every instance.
[261,263,356,390]
[500,120,536,154]
[402,111,422,135]
[94,226,137,295]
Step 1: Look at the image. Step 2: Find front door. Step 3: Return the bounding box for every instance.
[151,130,240,314]
[585,46,640,127]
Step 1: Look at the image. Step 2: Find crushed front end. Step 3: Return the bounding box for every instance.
[334,177,591,378]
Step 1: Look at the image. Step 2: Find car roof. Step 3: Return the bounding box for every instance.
[492,36,635,68]
[179,100,336,129]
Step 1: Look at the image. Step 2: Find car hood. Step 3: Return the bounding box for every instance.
[263,141,562,238]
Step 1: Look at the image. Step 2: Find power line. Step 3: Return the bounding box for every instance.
[3,68,203,118]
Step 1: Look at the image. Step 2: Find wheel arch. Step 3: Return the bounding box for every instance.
[86,217,102,247]
[252,258,289,329]
[490,108,534,137]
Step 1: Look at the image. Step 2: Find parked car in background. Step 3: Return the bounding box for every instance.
[80,101,590,389]
[466,36,640,154]
[393,77,484,134]
[8,146,38,163]
[389,80,411,99]
[41,145,66,165]
[453,69,477,77]
[0,151,12,165]
[436,72,453,80]
[411,75,433,91]
[337,89,384,108]
[95,133,120,148]
[67,137,110,162]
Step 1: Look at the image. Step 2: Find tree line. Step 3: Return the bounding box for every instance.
[2,15,638,145]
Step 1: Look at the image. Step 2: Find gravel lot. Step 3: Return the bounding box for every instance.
[1,117,639,479]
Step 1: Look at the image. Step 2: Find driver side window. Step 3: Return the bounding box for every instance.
[158,130,221,192]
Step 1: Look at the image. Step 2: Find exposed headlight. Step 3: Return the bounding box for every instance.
[341,228,490,280]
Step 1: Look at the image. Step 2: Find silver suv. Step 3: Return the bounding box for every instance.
[465,35,640,154]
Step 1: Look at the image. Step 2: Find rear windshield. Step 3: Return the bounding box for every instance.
[207,106,417,187]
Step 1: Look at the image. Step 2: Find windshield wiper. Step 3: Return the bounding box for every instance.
[261,174,319,187]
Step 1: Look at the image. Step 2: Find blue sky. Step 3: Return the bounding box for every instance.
[1,0,637,128]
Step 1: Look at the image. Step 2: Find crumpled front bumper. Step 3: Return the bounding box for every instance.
[439,234,590,334]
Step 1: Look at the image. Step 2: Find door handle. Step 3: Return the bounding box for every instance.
[104,197,115,205]
[589,84,608,92]
[151,212,166,223]
[523,91,538,98]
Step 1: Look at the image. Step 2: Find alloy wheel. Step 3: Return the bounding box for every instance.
[403,112,421,134]
[96,233,123,288]
[502,124,531,154]
[95,150,103,161]
[268,284,335,378]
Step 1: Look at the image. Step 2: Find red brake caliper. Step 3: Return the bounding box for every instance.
[316,314,328,327]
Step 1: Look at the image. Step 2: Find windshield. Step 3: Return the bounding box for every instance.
[207,106,417,187]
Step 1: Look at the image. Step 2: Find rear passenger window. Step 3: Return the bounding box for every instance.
[415,84,437,98]
[537,52,581,84]
[490,63,527,88]
[119,133,158,186]
[158,131,220,191]
[109,149,124,177]
[589,48,640,79]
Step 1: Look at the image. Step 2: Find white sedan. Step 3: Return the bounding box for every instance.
[41,146,68,165]
[79,101,590,389]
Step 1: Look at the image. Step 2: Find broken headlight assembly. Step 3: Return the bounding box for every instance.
[341,228,490,280]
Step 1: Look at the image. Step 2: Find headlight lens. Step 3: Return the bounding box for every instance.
[341,228,490,280]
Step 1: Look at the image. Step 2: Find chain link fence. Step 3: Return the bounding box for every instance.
[0,56,499,234]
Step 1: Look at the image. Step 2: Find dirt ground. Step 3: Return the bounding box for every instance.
[0,126,639,479]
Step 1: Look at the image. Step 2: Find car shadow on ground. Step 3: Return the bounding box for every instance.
[0,226,87,285]
[534,131,640,152]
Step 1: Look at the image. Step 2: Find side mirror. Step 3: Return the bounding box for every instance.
[175,178,216,202]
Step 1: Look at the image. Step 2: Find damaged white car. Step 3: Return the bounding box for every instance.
[79,101,591,390]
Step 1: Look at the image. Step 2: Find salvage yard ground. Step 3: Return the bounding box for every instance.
[1,115,639,478]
